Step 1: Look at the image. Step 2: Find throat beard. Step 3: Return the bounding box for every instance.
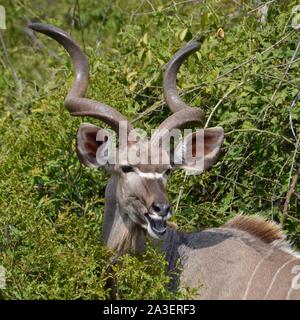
[116,207,146,255]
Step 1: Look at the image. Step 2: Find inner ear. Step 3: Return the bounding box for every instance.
[203,128,224,157]
[173,127,224,172]
[76,123,109,168]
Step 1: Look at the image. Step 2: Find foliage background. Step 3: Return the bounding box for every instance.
[0,0,300,299]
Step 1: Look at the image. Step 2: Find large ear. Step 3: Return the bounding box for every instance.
[173,127,224,172]
[76,123,112,168]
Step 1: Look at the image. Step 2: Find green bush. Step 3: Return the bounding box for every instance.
[0,0,299,299]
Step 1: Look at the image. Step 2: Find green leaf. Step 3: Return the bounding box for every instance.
[179,28,188,41]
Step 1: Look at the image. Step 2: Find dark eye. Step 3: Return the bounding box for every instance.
[164,168,171,176]
[121,165,134,173]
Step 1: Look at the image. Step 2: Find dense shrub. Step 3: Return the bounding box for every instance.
[0,0,299,299]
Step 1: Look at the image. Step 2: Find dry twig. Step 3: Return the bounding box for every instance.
[281,166,300,225]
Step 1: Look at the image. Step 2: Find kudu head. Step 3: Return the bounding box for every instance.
[29,23,224,241]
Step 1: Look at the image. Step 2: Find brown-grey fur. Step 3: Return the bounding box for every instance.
[102,177,300,299]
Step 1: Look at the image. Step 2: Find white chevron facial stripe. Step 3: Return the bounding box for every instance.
[135,169,164,179]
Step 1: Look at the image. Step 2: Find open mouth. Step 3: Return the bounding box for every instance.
[145,213,167,238]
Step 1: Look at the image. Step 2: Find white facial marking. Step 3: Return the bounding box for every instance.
[149,212,172,220]
[147,223,162,240]
[141,223,148,230]
[149,213,164,221]
[165,211,172,220]
[136,168,164,179]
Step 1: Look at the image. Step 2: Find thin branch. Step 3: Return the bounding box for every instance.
[281,165,300,225]
[247,0,277,15]
[294,192,300,201]
[281,129,300,225]
[261,36,300,122]
[166,31,294,118]
[175,173,189,213]
[275,56,300,68]
[131,0,199,16]
[285,213,300,224]
[0,31,22,97]
[205,81,244,128]
[270,37,300,102]
[145,0,155,12]
[23,24,58,59]
[132,100,165,123]
[214,31,294,83]
[289,90,300,141]
[225,128,294,145]
[134,31,294,122]
[76,0,85,50]
[0,54,6,69]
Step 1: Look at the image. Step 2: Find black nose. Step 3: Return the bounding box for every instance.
[151,202,171,217]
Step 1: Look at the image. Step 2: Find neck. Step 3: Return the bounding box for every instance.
[162,227,182,269]
[102,175,146,255]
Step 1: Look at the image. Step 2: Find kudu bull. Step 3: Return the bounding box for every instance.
[29,23,300,299]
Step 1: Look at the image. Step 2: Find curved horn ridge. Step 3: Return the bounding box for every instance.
[158,108,203,131]
[28,23,133,134]
[65,97,133,132]
[28,22,89,99]
[151,107,204,143]
[163,41,201,113]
